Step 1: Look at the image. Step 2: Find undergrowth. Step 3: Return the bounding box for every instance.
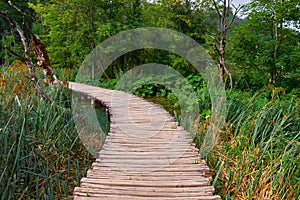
[0,61,94,199]
[203,88,300,200]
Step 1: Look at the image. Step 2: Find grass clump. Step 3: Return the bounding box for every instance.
[204,88,300,200]
[0,62,94,199]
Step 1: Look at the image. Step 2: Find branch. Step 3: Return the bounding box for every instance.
[227,0,231,12]
[226,4,244,30]
[26,76,53,103]
[4,46,27,61]
[211,0,222,18]
[0,10,31,60]
[223,64,233,90]
[1,10,19,35]
[208,34,220,43]
[222,0,227,23]
[7,1,35,38]
[8,1,23,13]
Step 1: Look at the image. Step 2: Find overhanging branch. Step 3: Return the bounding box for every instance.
[0,7,53,102]
[4,46,27,61]
[226,4,244,30]
[211,0,222,18]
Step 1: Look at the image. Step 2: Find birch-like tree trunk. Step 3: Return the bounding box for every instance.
[211,0,243,90]
[0,1,59,101]
[269,0,282,84]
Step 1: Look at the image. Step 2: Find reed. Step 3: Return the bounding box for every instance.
[0,64,94,199]
[205,91,300,199]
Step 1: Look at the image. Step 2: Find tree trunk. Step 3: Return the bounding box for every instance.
[219,36,226,83]
[0,4,55,102]
[212,0,242,90]
[269,67,277,84]
[269,0,282,85]
[31,35,59,86]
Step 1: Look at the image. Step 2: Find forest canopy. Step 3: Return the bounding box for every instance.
[1,0,299,91]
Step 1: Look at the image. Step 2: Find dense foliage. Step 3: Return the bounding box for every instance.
[1,0,298,91]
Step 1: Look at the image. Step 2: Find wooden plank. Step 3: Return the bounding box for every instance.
[74,188,214,197]
[75,184,216,193]
[79,178,210,187]
[90,166,211,174]
[95,157,203,163]
[86,170,210,177]
[97,151,200,157]
[74,195,222,200]
[97,154,200,159]
[85,173,210,182]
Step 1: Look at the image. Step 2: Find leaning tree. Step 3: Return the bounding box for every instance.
[0,1,59,102]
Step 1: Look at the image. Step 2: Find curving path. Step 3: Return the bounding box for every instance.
[69,82,221,200]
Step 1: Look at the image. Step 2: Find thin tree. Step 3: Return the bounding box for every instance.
[0,1,59,101]
[210,0,243,90]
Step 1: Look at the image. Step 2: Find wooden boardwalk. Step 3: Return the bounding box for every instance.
[69,82,221,200]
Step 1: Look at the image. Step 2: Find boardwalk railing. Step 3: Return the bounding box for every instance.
[69,82,221,200]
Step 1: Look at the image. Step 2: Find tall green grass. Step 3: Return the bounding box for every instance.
[0,63,94,199]
[205,90,300,199]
